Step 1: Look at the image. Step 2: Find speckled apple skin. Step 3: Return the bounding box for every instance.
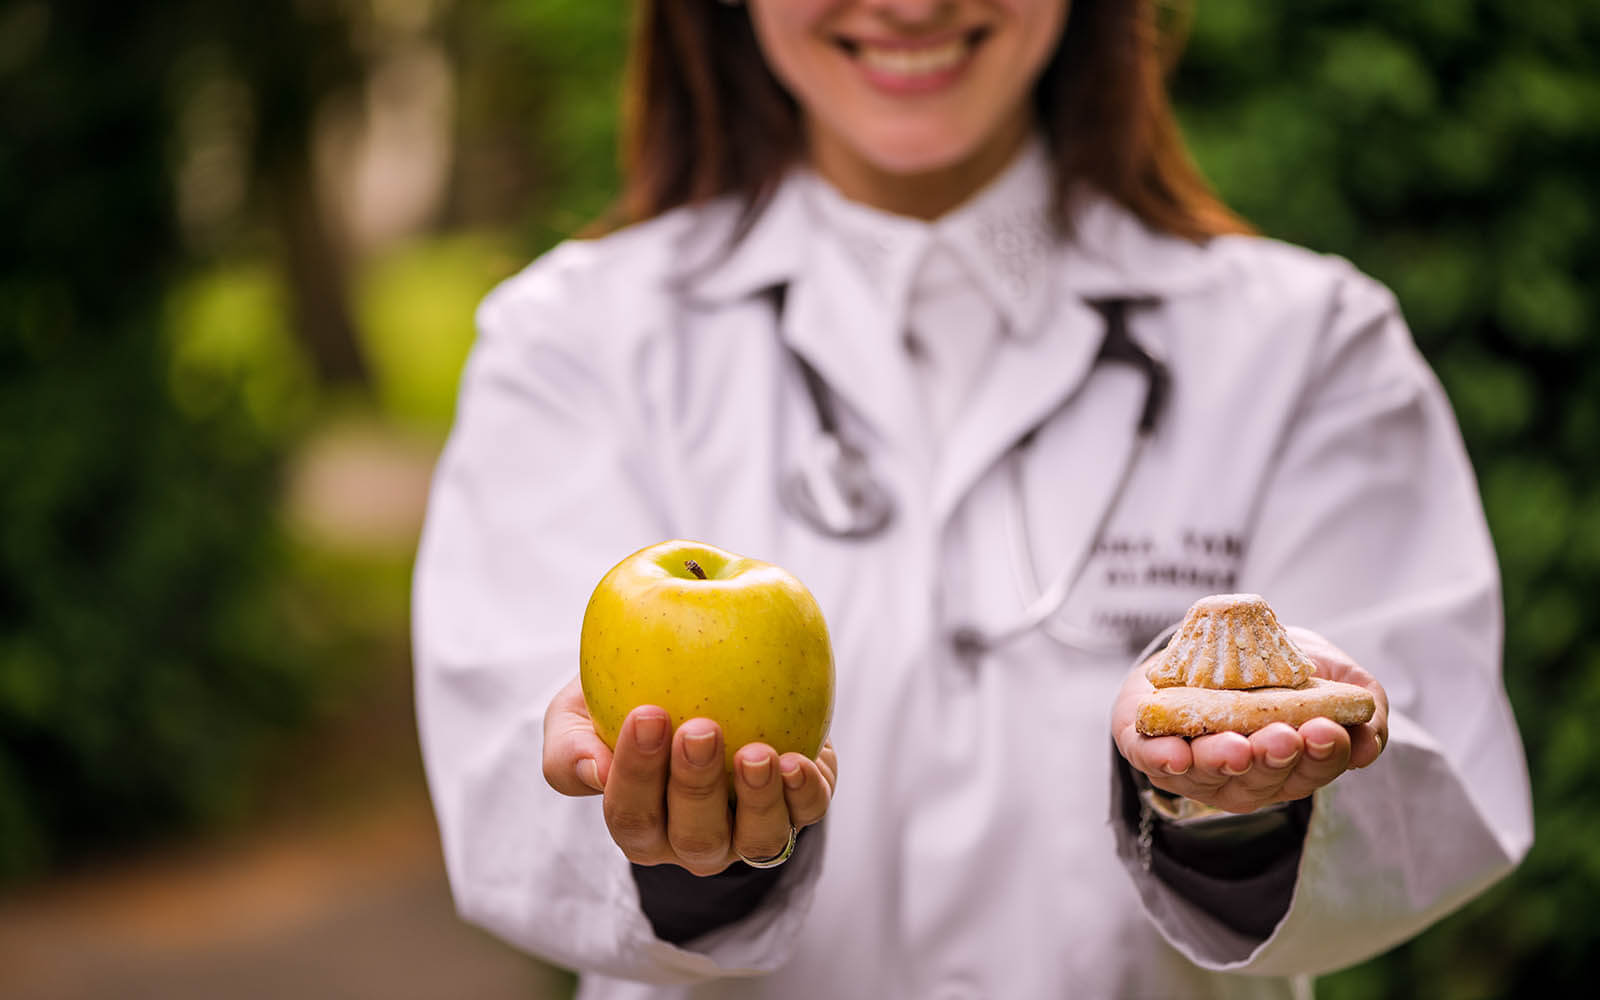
[579,540,835,774]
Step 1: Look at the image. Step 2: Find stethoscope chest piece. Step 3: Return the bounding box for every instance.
[782,430,895,539]
[773,278,895,540]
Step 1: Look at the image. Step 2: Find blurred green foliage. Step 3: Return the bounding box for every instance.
[0,2,322,877]
[1176,0,1600,994]
[2,0,1596,995]
[451,0,629,248]
[355,235,517,431]
[0,0,605,885]
[167,262,318,438]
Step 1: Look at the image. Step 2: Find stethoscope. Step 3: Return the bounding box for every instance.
[773,284,1171,657]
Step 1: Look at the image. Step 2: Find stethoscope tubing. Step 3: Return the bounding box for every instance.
[991,432,1151,657]
[769,285,1168,657]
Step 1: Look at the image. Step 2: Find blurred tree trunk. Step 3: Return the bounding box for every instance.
[228,0,371,390]
[267,148,370,387]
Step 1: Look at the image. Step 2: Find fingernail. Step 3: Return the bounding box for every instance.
[781,761,804,789]
[1266,750,1299,769]
[740,756,772,789]
[1221,761,1251,777]
[578,758,603,792]
[684,731,718,767]
[1161,761,1190,776]
[634,716,666,752]
[1306,739,1336,760]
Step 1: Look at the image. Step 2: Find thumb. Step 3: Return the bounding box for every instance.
[543,712,614,796]
[543,676,614,796]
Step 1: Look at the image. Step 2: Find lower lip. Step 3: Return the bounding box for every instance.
[849,38,981,97]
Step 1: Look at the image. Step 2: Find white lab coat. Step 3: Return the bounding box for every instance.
[412,163,1533,999]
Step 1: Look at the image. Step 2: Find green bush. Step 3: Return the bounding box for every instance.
[0,3,319,877]
[1176,0,1600,993]
[452,0,628,250]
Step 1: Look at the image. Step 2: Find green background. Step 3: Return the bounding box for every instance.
[1,1,1595,995]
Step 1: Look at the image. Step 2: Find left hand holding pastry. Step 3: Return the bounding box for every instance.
[1113,627,1389,814]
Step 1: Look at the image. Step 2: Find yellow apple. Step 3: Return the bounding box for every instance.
[579,539,835,774]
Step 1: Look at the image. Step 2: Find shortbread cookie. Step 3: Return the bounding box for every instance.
[1146,593,1316,690]
[1136,677,1375,738]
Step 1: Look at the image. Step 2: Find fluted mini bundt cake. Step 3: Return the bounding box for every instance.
[1146,594,1316,690]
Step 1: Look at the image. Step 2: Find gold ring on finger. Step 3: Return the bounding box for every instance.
[737,824,797,870]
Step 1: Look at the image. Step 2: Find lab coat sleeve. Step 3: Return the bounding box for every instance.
[1117,265,1534,975]
[412,244,826,984]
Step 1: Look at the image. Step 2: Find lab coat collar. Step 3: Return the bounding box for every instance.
[674,179,809,308]
[1060,194,1226,301]
[677,155,1222,489]
[779,237,928,457]
[681,157,1225,310]
[787,139,1059,340]
[790,169,932,339]
[675,171,934,455]
[932,138,1057,338]
[927,199,1203,525]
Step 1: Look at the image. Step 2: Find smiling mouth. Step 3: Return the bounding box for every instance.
[837,28,991,81]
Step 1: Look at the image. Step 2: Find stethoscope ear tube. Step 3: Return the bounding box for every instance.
[1086,298,1170,435]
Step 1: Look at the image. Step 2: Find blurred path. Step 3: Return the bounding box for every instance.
[0,799,571,1000]
[0,418,573,1000]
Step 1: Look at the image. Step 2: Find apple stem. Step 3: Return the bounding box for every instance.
[684,559,707,580]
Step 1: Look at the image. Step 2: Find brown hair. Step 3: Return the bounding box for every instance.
[619,0,1251,243]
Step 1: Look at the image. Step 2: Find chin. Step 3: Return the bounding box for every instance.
[841,120,991,178]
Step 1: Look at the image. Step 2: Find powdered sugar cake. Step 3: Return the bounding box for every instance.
[1146,594,1316,690]
[1136,594,1375,738]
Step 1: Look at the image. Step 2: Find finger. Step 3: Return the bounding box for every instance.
[779,752,833,829]
[1350,721,1385,769]
[731,743,790,865]
[542,677,615,796]
[815,740,839,797]
[1110,664,1156,751]
[1236,723,1304,799]
[666,719,733,875]
[1351,686,1390,769]
[1119,727,1196,782]
[601,707,672,863]
[1189,731,1254,787]
[1112,658,1201,781]
[1276,717,1353,800]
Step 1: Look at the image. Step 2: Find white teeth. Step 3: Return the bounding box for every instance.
[856,37,970,78]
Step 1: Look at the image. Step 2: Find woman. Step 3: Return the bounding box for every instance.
[414,1,1533,996]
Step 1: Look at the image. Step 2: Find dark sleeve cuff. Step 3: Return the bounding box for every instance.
[1113,748,1310,940]
[631,827,808,945]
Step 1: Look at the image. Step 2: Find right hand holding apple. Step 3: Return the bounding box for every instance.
[542,676,838,876]
[542,539,839,874]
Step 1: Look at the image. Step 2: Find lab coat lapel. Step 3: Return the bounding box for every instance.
[683,173,926,454]
[933,295,1113,526]
[780,246,926,455]
[933,192,1221,533]
[686,175,1214,513]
